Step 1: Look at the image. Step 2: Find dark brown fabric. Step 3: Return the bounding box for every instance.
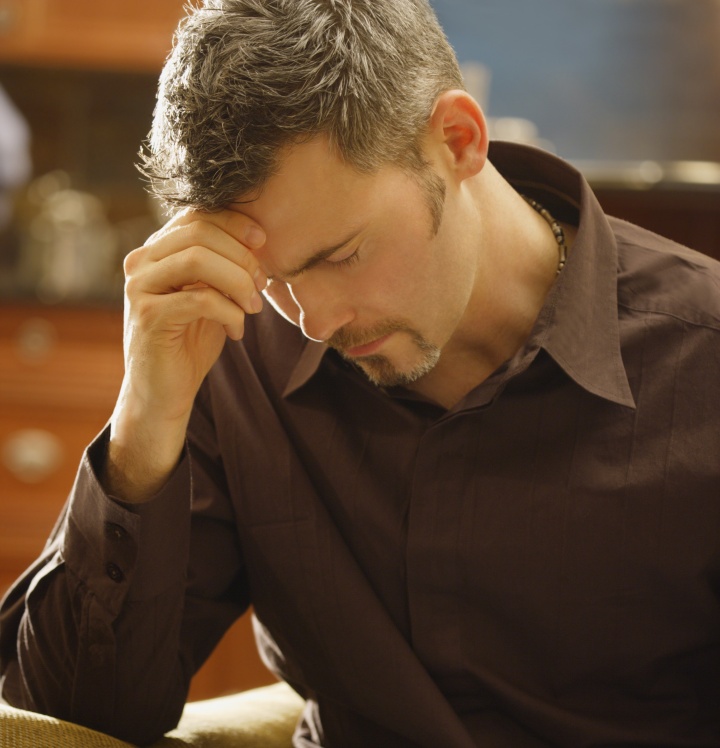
[2,143,720,747]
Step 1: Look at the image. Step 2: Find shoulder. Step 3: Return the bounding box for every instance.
[610,220,720,418]
[611,216,720,332]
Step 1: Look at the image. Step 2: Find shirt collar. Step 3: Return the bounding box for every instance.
[283,142,635,409]
[283,338,328,397]
[490,142,635,409]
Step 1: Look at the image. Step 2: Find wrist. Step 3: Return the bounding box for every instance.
[104,385,191,503]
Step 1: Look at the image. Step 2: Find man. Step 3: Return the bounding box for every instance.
[1,1,719,746]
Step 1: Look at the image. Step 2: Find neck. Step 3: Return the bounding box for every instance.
[409,166,576,409]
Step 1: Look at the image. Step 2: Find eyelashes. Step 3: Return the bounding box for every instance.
[271,246,362,284]
[328,249,360,269]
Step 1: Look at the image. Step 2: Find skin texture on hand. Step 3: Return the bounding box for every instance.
[104,207,267,502]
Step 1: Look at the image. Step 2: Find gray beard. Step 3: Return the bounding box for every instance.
[343,345,441,388]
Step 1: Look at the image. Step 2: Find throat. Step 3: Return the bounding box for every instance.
[404,351,504,409]
[403,205,578,410]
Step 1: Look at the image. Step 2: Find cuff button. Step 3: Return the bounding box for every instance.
[106,562,125,583]
[105,523,128,541]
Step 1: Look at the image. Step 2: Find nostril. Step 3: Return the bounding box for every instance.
[291,285,355,343]
[299,310,355,344]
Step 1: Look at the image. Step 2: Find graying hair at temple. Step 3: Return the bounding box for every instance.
[140,0,464,211]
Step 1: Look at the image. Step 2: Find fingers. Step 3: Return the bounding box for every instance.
[153,206,266,256]
[143,283,249,341]
[113,208,270,441]
[126,209,268,320]
[148,212,263,273]
[136,241,263,313]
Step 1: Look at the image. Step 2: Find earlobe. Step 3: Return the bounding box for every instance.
[429,90,489,179]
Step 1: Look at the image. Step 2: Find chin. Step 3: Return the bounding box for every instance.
[356,349,441,388]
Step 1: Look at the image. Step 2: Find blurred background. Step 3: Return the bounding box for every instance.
[0,0,719,702]
[1,0,718,307]
[434,0,720,163]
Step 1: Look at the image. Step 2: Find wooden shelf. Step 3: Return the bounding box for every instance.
[0,0,186,72]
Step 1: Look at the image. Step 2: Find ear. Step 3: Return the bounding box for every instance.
[428,90,489,181]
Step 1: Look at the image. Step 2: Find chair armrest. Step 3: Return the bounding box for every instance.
[158,682,305,747]
[0,702,134,747]
[0,682,305,748]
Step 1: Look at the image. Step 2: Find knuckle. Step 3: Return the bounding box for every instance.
[123,247,143,275]
[179,285,209,313]
[174,206,195,222]
[182,244,206,274]
[183,219,210,246]
[238,243,255,268]
[144,227,164,245]
[124,273,142,298]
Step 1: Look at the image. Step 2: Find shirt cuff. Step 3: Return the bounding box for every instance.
[61,427,192,613]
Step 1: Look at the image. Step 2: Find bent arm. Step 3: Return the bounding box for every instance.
[0,208,265,744]
[0,399,248,746]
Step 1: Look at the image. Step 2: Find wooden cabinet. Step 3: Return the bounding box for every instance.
[0,304,274,701]
[0,0,186,71]
[0,304,124,589]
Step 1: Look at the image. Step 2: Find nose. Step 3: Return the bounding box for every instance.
[288,280,355,343]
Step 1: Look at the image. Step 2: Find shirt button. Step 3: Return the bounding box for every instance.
[106,563,125,583]
[104,523,128,541]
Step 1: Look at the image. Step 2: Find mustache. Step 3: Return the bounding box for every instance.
[327,320,413,351]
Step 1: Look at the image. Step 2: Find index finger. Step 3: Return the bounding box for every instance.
[156,206,267,252]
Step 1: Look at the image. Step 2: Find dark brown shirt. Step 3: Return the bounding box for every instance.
[2,143,720,747]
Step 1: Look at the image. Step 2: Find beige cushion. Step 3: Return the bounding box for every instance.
[0,703,135,748]
[0,682,305,748]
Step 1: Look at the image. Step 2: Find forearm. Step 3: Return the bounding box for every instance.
[1,197,265,730]
[11,565,189,744]
[102,376,192,503]
[0,430,194,744]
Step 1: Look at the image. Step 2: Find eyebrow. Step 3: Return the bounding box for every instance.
[267,227,364,282]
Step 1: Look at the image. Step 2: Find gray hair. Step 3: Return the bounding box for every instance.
[141,0,464,211]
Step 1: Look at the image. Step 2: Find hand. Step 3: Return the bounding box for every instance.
[105,208,267,501]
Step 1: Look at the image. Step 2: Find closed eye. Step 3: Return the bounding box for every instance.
[327,248,360,269]
[266,231,364,282]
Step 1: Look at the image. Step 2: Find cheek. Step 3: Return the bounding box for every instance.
[384,233,441,292]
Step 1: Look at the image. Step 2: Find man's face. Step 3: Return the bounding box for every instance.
[232,137,479,388]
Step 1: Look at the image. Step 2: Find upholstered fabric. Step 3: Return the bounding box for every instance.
[0,682,304,748]
[0,703,137,748]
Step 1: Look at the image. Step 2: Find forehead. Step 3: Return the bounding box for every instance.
[230,137,399,274]
[233,138,368,238]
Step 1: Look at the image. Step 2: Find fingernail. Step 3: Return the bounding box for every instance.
[250,292,263,313]
[244,225,265,250]
[254,268,268,292]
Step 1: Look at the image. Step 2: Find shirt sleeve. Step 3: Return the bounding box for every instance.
[0,388,249,745]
